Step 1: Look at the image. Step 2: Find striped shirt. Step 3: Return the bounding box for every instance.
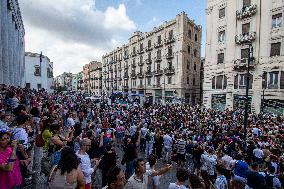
[176,139,186,154]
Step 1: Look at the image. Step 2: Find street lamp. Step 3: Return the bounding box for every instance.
[243,43,253,149]
[261,77,267,113]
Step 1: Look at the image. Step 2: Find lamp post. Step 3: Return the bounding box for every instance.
[243,43,253,149]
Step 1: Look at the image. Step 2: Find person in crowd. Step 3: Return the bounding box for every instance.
[48,147,86,189]
[124,157,172,189]
[231,153,249,189]
[168,168,189,189]
[0,130,22,189]
[163,131,173,163]
[76,138,99,189]
[245,162,265,189]
[102,166,126,189]
[214,164,228,189]
[145,128,155,158]
[188,173,206,189]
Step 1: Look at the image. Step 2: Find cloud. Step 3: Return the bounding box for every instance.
[19,0,136,76]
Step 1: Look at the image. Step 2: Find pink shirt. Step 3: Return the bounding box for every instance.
[0,147,22,189]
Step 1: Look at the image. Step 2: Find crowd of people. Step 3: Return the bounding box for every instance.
[0,84,284,189]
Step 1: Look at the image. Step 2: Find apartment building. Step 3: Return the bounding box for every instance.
[102,12,202,104]
[82,61,102,94]
[204,0,284,115]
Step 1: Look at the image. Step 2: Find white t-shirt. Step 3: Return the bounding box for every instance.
[168,183,188,189]
[76,152,94,184]
[163,134,173,149]
[12,127,29,149]
[67,117,75,127]
[253,148,264,158]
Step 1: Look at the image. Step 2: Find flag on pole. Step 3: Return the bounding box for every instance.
[40,51,42,76]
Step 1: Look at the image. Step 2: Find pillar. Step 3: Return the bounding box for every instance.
[8,9,14,86]
[2,0,9,85]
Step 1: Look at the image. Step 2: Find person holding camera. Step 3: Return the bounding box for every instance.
[0,130,22,189]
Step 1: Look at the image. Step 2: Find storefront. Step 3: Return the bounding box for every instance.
[155,90,162,104]
[262,99,284,116]
[211,94,226,112]
[165,91,174,103]
[233,95,252,112]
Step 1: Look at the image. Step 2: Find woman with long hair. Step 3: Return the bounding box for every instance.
[48,146,85,189]
[0,130,22,189]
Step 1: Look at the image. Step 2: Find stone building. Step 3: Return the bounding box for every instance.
[0,0,25,87]
[25,52,54,92]
[76,71,84,91]
[204,0,284,115]
[102,12,202,104]
[82,61,102,94]
[55,72,73,91]
[89,62,102,96]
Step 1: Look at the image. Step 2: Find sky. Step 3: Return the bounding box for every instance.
[19,0,206,76]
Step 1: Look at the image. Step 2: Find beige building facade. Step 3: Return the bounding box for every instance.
[204,0,284,115]
[83,61,102,94]
[102,12,202,104]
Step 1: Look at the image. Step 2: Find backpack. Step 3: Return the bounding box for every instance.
[265,173,275,189]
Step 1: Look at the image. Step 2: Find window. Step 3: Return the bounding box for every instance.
[194,63,197,71]
[262,72,267,89]
[158,35,161,44]
[157,77,160,85]
[194,49,198,57]
[34,66,41,76]
[242,23,250,34]
[37,84,42,89]
[234,75,238,89]
[188,45,191,54]
[188,29,192,39]
[219,8,225,19]
[168,61,172,69]
[168,46,173,56]
[195,34,198,42]
[270,42,281,57]
[133,47,136,54]
[140,43,143,51]
[140,56,143,63]
[272,14,282,29]
[168,76,172,84]
[281,71,284,89]
[243,0,251,8]
[187,61,190,70]
[193,77,196,86]
[157,64,160,71]
[216,75,223,89]
[148,52,151,60]
[239,74,253,89]
[26,83,31,88]
[157,50,161,58]
[187,77,189,84]
[169,30,173,39]
[148,40,151,48]
[140,79,143,86]
[268,72,279,89]
[218,30,226,42]
[147,78,151,85]
[212,76,216,89]
[218,53,224,64]
[223,76,227,89]
[241,48,250,63]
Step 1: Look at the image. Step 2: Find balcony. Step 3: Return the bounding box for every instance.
[145,46,153,51]
[109,60,117,64]
[164,37,175,44]
[137,49,144,54]
[152,84,162,89]
[131,52,137,57]
[154,42,163,48]
[137,85,144,89]
[118,66,122,71]
[107,78,113,82]
[145,59,152,64]
[236,4,257,20]
[166,53,174,59]
[154,69,163,76]
[124,65,129,69]
[123,55,129,60]
[145,70,153,77]
[124,75,129,79]
[154,56,162,62]
[131,73,137,79]
[235,32,256,45]
[103,71,108,75]
[123,86,129,90]
[109,68,113,72]
[164,67,175,75]
[137,72,144,78]
[233,58,255,71]
[131,63,136,67]
[138,61,144,66]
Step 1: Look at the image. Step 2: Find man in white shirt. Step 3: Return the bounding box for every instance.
[253,145,264,164]
[76,138,100,189]
[163,132,173,163]
[124,158,172,189]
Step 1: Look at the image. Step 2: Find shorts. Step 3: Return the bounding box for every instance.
[116,132,124,139]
